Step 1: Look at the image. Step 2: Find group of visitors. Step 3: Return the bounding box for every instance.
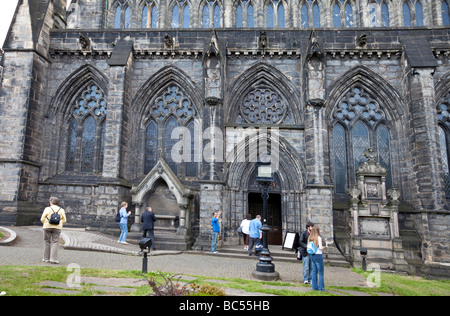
[40,198,158,264]
[117,202,157,248]
[297,221,326,292]
[40,197,325,292]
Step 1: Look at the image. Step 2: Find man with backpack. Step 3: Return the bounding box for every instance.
[40,196,67,264]
[298,222,314,284]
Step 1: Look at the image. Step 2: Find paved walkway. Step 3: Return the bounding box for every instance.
[0,226,376,296]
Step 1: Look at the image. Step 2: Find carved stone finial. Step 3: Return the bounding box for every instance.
[387,187,400,201]
[347,185,361,200]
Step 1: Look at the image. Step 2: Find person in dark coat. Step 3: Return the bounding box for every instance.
[141,207,157,249]
[298,221,314,284]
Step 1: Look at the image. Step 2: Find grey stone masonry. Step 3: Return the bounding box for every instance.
[1,0,450,279]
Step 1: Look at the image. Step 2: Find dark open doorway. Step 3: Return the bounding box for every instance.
[248,192,282,245]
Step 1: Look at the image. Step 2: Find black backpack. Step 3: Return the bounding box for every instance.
[48,207,61,225]
[114,210,121,222]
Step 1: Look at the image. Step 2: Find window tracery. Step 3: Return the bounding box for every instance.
[331,86,392,193]
[65,84,107,174]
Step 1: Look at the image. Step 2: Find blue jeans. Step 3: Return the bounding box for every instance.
[118,223,128,242]
[211,231,219,252]
[302,254,312,282]
[311,254,325,291]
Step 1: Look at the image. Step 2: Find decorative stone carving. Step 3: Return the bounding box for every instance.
[237,88,290,124]
[332,87,386,126]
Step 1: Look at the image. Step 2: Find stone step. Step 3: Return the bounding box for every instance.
[200,245,351,267]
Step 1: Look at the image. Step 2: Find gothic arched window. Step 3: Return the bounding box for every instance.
[145,120,158,173]
[266,0,285,28]
[331,86,392,193]
[202,0,221,28]
[144,84,198,178]
[236,1,254,27]
[333,0,354,28]
[437,91,450,198]
[172,1,190,28]
[65,84,107,174]
[313,3,320,27]
[113,1,132,28]
[236,87,293,125]
[403,0,424,26]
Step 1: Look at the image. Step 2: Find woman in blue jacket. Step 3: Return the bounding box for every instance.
[118,202,131,244]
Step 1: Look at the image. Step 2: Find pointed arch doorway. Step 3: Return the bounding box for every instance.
[225,136,306,246]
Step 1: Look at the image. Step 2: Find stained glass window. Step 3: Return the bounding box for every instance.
[352,121,370,175]
[185,121,198,177]
[81,117,96,172]
[145,84,198,178]
[377,124,392,189]
[333,124,348,193]
[66,84,107,174]
[237,88,292,125]
[439,126,450,198]
[331,86,393,193]
[437,91,450,198]
[145,120,158,173]
[65,119,78,171]
[164,117,179,175]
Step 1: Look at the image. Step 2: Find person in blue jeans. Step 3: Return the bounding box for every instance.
[308,226,326,291]
[118,202,131,244]
[247,215,262,256]
[211,211,221,253]
[298,222,314,284]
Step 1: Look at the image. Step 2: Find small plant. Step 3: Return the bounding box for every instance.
[191,283,226,296]
[145,273,191,296]
[143,273,226,296]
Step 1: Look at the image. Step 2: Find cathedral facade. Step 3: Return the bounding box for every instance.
[0,0,449,278]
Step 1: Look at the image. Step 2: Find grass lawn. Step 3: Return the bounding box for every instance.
[0,265,448,296]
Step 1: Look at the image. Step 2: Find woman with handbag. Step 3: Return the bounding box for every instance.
[308,226,326,291]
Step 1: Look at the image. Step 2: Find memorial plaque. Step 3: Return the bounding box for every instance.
[359,218,390,237]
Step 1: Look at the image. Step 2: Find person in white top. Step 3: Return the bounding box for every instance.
[308,226,326,291]
[240,214,252,250]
